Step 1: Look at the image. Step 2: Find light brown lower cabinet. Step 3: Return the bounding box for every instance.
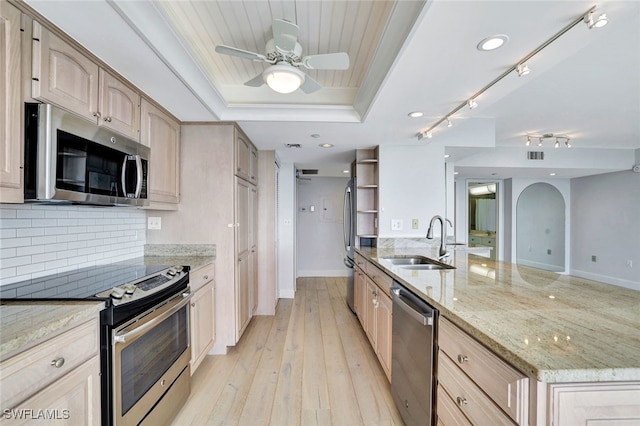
[354,254,392,382]
[0,317,101,425]
[189,263,215,374]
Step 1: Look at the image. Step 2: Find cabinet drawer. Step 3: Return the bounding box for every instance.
[365,262,392,296]
[190,263,215,292]
[0,318,99,410]
[439,317,528,424]
[354,253,366,269]
[482,237,495,246]
[438,352,515,425]
[437,385,472,426]
[469,235,483,244]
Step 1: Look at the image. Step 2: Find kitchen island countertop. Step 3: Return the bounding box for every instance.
[357,246,640,383]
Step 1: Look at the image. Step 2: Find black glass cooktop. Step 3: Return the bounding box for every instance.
[0,263,170,300]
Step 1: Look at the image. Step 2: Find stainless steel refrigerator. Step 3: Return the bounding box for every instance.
[343,177,356,312]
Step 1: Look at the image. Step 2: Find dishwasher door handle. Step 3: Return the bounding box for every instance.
[394,292,433,326]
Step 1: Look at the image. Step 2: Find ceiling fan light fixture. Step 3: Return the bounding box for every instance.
[263,64,305,94]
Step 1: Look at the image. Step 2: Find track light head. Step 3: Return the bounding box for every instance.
[566,140,572,148]
[537,138,543,147]
[516,64,530,77]
[554,139,560,148]
[526,136,531,146]
[426,130,433,139]
[447,118,453,128]
[584,10,608,29]
[467,99,478,110]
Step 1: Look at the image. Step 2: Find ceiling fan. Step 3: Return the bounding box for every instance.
[215,19,350,94]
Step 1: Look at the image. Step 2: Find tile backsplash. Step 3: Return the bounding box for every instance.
[0,204,145,285]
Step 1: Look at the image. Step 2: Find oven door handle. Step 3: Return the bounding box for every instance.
[114,291,191,344]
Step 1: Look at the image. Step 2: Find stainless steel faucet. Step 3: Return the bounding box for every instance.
[427,215,452,260]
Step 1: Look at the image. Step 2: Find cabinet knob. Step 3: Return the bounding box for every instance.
[203,275,209,280]
[92,111,101,118]
[456,396,468,406]
[191,302,196,307]
[104,116,112,122]
[51,357,65,368]
[457,354,469,364]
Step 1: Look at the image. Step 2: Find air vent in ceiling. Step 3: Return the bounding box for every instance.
[300,169,319,175]
[286,143,302,148]
[527,151,544,160]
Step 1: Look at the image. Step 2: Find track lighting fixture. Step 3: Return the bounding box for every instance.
[416,6,606,141]
[526,134,572,148]
[447,118,452,128]
[584,10,608,29]
[426,131,433,139]
[516,64,530,77]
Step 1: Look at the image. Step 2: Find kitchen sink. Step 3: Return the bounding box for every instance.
[380,256,455,270]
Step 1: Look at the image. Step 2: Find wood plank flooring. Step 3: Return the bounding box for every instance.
[173,277,403,425]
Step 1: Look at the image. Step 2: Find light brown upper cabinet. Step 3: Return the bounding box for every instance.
[235,130,259,185]
[140,98,180,208]
[0,1,23,203]
[31,22,140,140]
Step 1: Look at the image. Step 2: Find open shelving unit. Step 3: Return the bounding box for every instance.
[355,147,379,241]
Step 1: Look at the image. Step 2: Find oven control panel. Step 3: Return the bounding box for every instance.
[100,266,187,305]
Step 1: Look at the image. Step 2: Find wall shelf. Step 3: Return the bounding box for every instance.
[355,147,379,240]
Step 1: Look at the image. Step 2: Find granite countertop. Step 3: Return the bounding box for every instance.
[142,244,215,271]
[0,301,105,361]
[357,246,640,383]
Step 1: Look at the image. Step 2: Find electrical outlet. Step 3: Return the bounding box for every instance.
[412,219,419,229]
[391,219,403,231]
[591,255,597,262]
[147,217,161,230]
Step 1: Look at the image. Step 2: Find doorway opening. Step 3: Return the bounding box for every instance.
[467,181,499,260]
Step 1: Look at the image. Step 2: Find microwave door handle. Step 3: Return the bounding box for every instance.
[121,156,129,197]
[134,155,143,198]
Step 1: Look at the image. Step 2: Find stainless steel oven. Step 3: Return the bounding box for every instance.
[113,290,191,426]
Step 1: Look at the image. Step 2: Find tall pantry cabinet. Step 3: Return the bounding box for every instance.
[152,124,260,352]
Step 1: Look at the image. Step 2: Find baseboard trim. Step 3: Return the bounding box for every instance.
[571,269,639,291]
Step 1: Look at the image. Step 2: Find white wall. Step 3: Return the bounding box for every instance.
[0,204,145,286]
[277,163,296,298]
[296,177,349,277]
[571,170,640,290]
[378,144,446,238]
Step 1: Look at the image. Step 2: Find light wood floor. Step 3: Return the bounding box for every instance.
[172,277,403,426]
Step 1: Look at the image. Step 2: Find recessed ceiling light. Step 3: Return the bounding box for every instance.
[477,34,509,51]
[310,134,321,138]
[343,170,349,174]
[444,154,451,158]
[549,172,556,176]
[453,171,459,175]
[319,143,334,148]
[408,111,423,118]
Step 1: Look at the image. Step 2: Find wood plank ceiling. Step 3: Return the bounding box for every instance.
[155,0,394,105]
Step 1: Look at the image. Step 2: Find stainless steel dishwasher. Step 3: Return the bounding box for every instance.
[391,280,438,426]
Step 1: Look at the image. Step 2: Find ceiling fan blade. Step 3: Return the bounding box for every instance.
[244,73,265,87]
[302,52,350,70]
[215,45,266,62]
[300,74,321,94]
[272,18,299,52]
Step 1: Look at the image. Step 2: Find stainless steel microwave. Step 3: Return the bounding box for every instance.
[24,103,149,206]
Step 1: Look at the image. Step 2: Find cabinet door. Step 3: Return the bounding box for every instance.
[235,178,250,257]
[190,280,215,374]
[375,291,392,381]
[31,22,99,121]
[250,146,259,184]
[11,357,101,426]
[141,98,180,206]
[354,267,366,329]
[236,253,251,339]
[365,278,377,348]
[99,70,140,140]
[235,131,251,181]
[0,1,22,203]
